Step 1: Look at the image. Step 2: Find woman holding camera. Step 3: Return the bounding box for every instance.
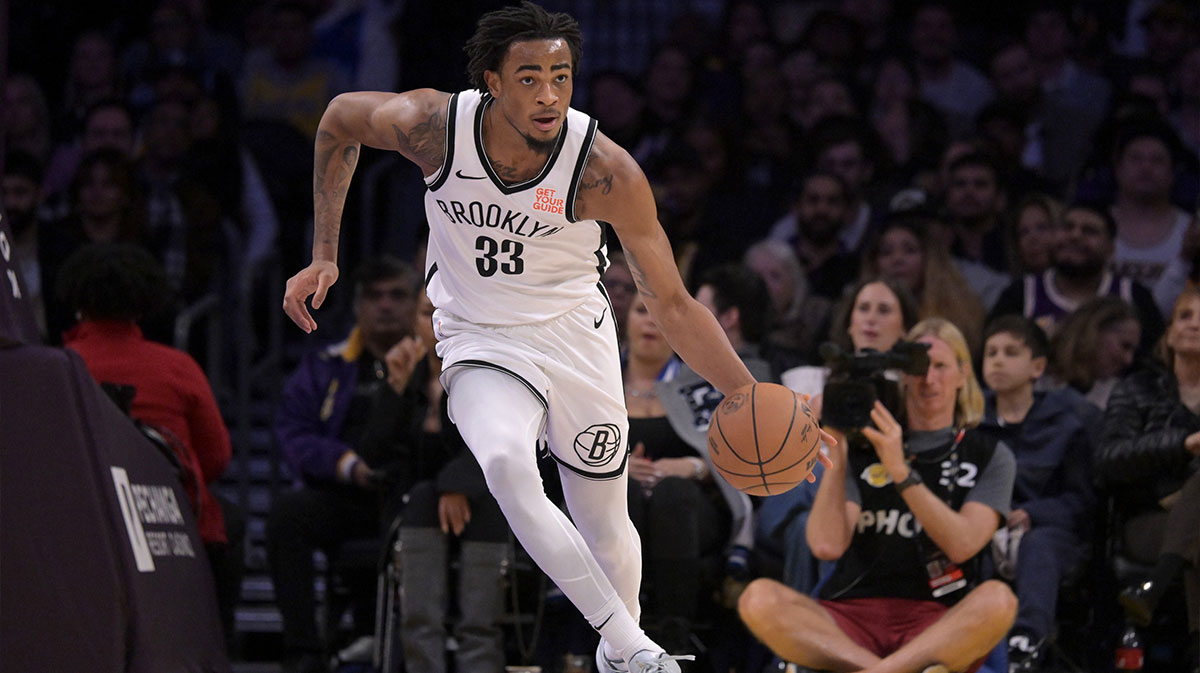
[740,318,1017,673]
[764,277,920,592]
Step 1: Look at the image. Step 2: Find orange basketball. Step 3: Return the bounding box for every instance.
[706,383,821,496]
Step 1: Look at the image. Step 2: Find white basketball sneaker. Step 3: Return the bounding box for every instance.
[595,640,628,673]
[628,649,695,672]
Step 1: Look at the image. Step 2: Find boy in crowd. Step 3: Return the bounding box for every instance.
[978,316,1098,672]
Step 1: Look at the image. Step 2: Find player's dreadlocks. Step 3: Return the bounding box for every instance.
[465,1,583,93]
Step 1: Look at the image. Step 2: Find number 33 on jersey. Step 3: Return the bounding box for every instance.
[423,89,608,326]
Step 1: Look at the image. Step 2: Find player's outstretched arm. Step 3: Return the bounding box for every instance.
[283,89,451,332]
[579,134,755,396]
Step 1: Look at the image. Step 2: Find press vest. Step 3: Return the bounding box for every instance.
[818,429,997,605]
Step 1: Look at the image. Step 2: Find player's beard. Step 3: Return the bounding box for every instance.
[521,129,558,155]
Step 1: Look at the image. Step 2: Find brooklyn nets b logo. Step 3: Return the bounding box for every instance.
[573,423,622,467]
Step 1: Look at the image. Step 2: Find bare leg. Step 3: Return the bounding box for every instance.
[859,580,1017,673]
[738,578,881,671]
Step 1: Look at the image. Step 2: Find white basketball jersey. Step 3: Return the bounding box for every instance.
[422,89,608,325]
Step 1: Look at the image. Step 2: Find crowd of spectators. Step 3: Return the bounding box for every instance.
[5,0,1199,672]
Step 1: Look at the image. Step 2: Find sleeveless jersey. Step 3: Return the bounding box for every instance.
[1022,268,1133,337]
[1112,209,1191,288]
[422,89,607,325]
[818,430,997,605]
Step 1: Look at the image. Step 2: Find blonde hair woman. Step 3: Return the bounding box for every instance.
[904,317,986,429]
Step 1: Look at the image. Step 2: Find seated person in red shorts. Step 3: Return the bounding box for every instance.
[738,318,1018,673]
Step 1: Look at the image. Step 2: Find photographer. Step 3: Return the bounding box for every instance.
[739,318,1017,673]
[762,277,920,592]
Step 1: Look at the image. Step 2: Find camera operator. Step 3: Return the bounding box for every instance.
[739,318,1017,673]
[760,278,921,593]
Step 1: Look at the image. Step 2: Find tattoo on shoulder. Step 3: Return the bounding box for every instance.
[392,109,446,167]
[624,249,657,300]
[579,173,614,195]
[574,172,614,219]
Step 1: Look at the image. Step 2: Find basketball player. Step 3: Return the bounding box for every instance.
[282,4,830,671]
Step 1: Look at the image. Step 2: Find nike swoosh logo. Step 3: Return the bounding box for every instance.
[455,170,487,180]
[594,307,608,329]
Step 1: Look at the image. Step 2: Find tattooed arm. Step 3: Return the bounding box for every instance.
[284,89,450,332]
[576,133,755,396]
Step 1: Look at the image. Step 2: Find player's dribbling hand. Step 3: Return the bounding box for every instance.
[282,260,340,333]
[794,392,835,480]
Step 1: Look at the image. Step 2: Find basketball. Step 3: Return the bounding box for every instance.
[706,383,822,496]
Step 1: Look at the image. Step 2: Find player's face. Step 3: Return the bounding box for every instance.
[906,336,965,426]
[847,282,905,353]
[982,332,1042,394]
[487,38,573,152]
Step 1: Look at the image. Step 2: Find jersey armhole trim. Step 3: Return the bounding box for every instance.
[426,93,459,192]
[424,262,438,288]
[565,118,599,223]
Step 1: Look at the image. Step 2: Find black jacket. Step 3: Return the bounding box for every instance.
[980,389,1097,533]
[1098,364,1200,513]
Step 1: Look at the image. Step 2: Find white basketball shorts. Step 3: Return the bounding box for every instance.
[432,287,629,479]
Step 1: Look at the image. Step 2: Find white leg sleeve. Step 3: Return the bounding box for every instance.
[446,367,651,654]
[558,464,642,622]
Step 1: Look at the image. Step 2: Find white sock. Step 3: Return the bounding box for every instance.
[585,596,657,661]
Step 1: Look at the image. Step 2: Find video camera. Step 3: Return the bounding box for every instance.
[819,340,931,430]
